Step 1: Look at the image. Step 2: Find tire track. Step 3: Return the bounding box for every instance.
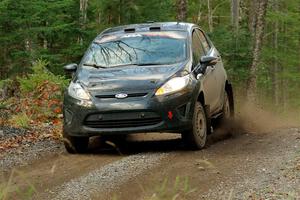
[42,153,168,200]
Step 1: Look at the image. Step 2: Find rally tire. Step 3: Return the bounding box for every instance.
[182,102,208,150]
[63,133,89,154]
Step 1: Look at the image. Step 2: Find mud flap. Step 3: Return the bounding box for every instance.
[204,105,212,134]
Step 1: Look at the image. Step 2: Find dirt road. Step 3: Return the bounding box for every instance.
[1,113,299,200]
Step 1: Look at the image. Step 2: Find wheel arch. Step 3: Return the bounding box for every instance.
[197,91,205,106]
[225,80,234,117]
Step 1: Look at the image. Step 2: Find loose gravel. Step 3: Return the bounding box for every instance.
[199,128,300,200]
[0,139,63,171]
[47,153,167,200]
[0,126,28,140]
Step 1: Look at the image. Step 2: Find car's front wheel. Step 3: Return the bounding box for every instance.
[63,133,89,154]
[182,102,208,150]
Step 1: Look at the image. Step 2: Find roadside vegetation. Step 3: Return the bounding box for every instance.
[0,170,36,200]
[0,60,67,151]
[149,177,196,200]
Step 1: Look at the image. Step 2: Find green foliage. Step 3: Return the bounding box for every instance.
[18,60,68,95]
[258,0,300,110]
[0,0,80,77]
[9,112,31,129]
[3,60,67,128]
[151,176,196,200]
[210,25,252,86]
[0,79,13,89]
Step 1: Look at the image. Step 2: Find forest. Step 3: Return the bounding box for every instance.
[0,0,299,118]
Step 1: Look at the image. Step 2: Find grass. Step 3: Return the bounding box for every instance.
[9,113,31,129]
[111,176,196,200]
[0,169,36,200]
[148,176,196,200]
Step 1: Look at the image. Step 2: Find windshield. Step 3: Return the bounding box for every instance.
[82,31,187,68]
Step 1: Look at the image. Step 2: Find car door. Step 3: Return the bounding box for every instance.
[191,29,216,112]
[196,29,225,114]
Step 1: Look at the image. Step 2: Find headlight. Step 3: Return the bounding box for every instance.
[155,76,189,96]
[68,81,91,100]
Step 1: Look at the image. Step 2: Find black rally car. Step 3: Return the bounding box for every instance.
[63,22,234,153]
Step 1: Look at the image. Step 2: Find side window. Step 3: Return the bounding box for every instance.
[196,30,211,53]
[192,31,205,67]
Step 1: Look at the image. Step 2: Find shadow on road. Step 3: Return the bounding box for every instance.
[87,127,243,155]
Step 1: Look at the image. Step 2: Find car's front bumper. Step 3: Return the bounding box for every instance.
[63,89,195,137]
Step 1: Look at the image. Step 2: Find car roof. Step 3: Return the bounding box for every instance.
[99,22,196,37]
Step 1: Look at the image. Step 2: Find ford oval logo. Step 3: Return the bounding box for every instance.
[115,93,128,99]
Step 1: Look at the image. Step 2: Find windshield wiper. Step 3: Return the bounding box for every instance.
[109,63,138,68]
[83,63,107,69]
[136,63,166,66]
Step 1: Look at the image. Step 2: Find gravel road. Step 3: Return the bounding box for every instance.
[48,153,167,200]
[0,126,299,200]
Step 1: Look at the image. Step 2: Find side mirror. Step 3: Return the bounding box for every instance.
[64,63,78,73]
[200,56,218,66]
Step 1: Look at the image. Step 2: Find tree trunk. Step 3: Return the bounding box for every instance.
[207,0,213,32]
[248,0,259,37]
[43,21,48,50]
[247,0,269,102]
[196,0,202,24]
[97,11,101,25]
[282,19,289,112]
[119,0,122,24]
[80,0,88,25]
[176,0,187,21]
[231,0,239,33]
[79,0,88,45]
[272,0,279,106]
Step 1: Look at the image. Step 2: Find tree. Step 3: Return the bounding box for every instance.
[176,0,188,21]
[207,0,214,32]
[231,0,239,32]
[247,0,269,102]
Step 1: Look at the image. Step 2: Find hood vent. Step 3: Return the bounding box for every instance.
[124,28,135,33]
[149,27,161,31]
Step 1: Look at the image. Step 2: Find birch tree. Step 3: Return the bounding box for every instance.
[79,0,89,45]
[207,0,213,32]
[247,0,269,102]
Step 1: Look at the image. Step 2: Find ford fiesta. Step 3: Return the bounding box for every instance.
[63,22,234,153]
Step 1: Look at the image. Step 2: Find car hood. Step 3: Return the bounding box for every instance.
[76,63,185,94]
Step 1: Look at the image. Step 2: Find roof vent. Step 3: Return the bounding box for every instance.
[124,28,135,33]
[149,27,161,31]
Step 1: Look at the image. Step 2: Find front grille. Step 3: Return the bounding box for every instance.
[95,92,147,99]
[83,112,162,128]
[84,118,162,128]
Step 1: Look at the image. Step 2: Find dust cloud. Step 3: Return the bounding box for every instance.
[232,102,299,134]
